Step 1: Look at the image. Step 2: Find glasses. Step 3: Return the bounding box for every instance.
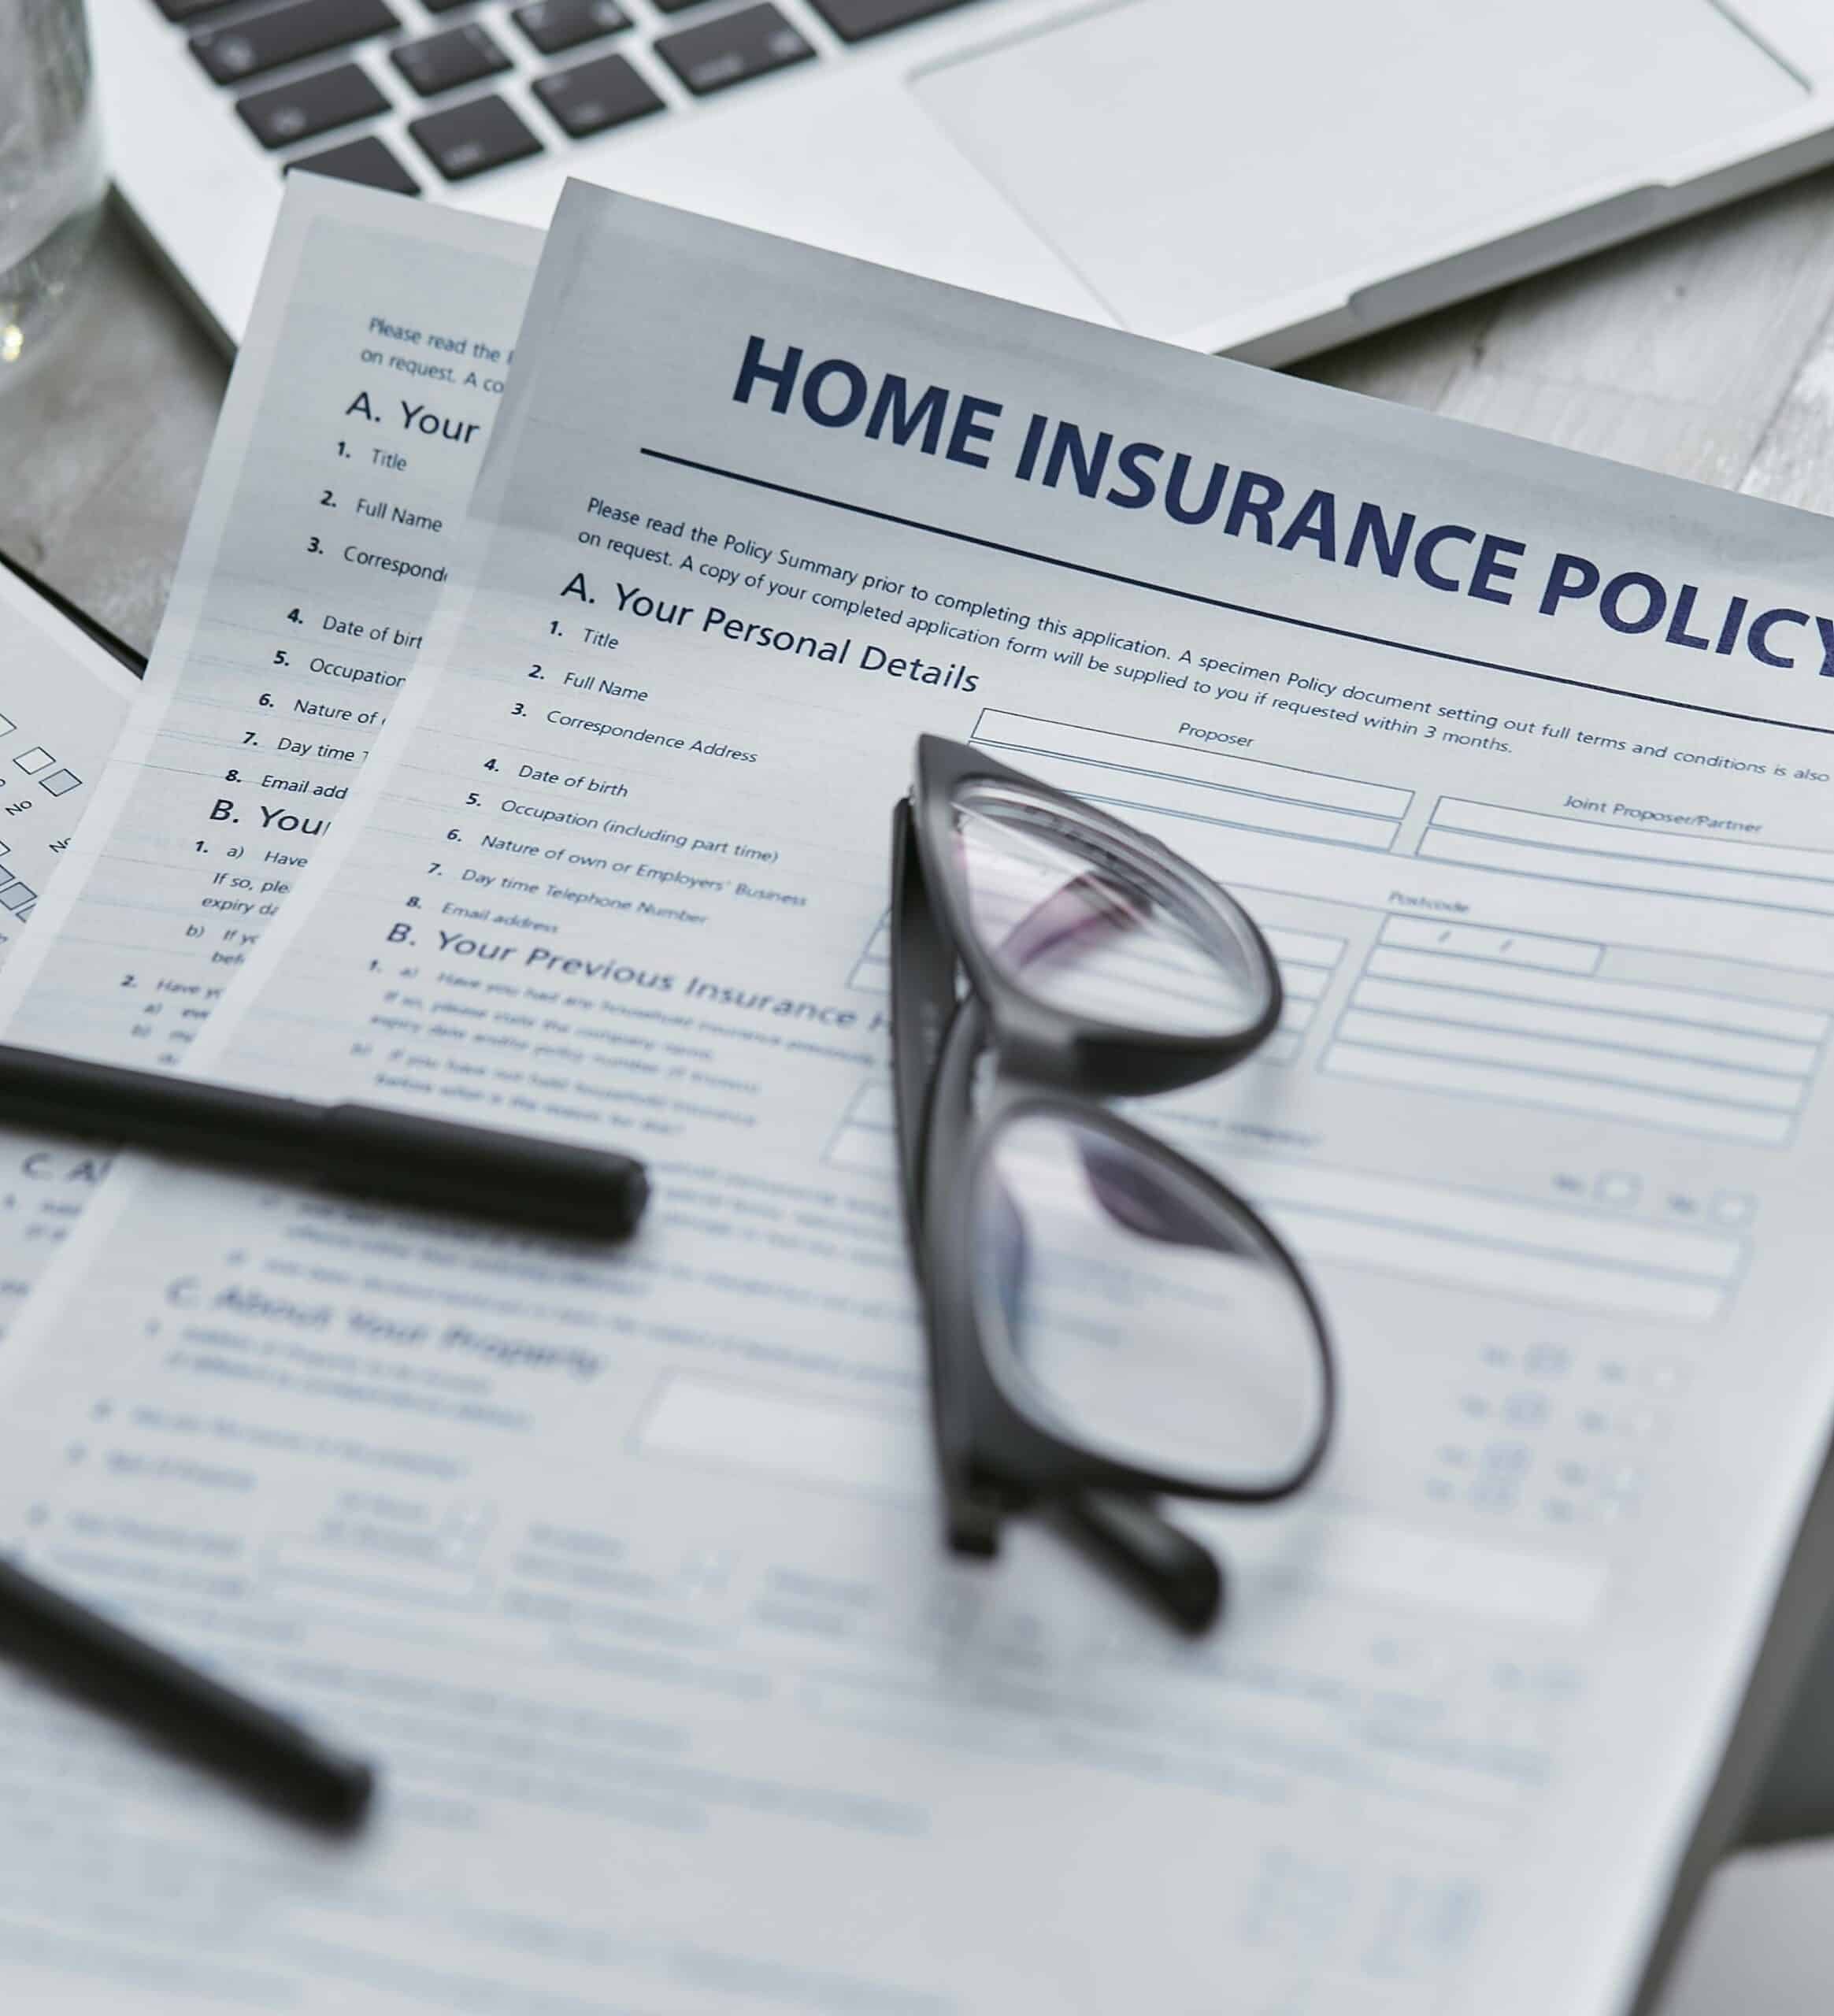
[890,735,1336,1632]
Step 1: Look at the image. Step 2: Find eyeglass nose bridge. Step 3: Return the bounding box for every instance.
[973,987,1086,1091]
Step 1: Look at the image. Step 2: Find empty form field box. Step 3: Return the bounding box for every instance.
[1260,925,1347,1062]
[848,915,892,996]
[1380,915,1603,974]
[1325,918,1828,1144]
[9,747,54,776]
[1221,1153,1742,1321]
[970,710,1411,850]
[1421,798,1834,915]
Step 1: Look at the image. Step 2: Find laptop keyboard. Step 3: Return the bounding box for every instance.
[151,0,992,195]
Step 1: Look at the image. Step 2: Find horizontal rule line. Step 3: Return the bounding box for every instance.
[639,446,1833,738]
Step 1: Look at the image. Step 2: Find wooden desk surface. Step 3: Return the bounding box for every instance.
[9,171,1834,2012]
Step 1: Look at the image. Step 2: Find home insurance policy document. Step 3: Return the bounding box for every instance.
[5,183,1834,2015]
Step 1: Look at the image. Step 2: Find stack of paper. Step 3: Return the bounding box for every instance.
[1,173,1833,2014]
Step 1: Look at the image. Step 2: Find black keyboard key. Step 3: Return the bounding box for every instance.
[392,22,509,96]
[655,2,812,97]
[418,0,475,9]
[513,0,628,56]
[191,0,398,85]
[806,0,974,39]
[153,0,239,22]
[532,52,662,138]
[650,0,706,10]
[236,62,387,148]
[288,134,420,195]
[409,94,543,180]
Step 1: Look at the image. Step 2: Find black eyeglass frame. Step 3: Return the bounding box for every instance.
[890,733,1337,1631]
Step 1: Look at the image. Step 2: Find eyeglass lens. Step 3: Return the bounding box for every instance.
[950,781,1272,1036]
[970,1110,1327,1491]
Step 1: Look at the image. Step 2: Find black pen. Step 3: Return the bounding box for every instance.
[0,1040,649,1238]
[0,1555,373,1827]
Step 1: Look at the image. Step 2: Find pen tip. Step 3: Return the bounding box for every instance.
[620,1162,651,1237]
[309,1750,377,1830]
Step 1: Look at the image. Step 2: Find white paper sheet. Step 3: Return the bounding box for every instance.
[0,185,535,1341]
[0,565,139,961]
[0,179,538,1064]
[0,566,139,1322]
[4,182,1834,2013]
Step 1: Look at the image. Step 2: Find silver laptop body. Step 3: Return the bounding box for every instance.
[94,0,1834,364]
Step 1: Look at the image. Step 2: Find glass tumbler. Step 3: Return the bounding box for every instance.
[0,0,106,378]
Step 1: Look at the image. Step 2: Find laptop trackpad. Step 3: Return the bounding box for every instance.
[910,0,1802,341]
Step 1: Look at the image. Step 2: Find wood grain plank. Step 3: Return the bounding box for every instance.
[1308,169,1834,492]
[1290,295,1497,415]
[1740,294,1834,513]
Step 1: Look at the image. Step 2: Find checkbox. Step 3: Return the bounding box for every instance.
[37,769,80,796]
[1,883,36,911]
[0,713,18,737]
[12,747,54,776]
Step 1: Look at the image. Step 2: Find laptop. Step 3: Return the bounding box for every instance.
[97,0,1834,360]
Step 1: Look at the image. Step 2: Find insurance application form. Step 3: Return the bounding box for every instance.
[0,180,538,1065]
[3,183,1834,2013]
[0,186,535,1337]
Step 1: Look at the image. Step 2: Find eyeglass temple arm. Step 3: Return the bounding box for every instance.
[925,991,1225,1625]
[1053,1494,1224,1634]
[889,799,960,1241]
